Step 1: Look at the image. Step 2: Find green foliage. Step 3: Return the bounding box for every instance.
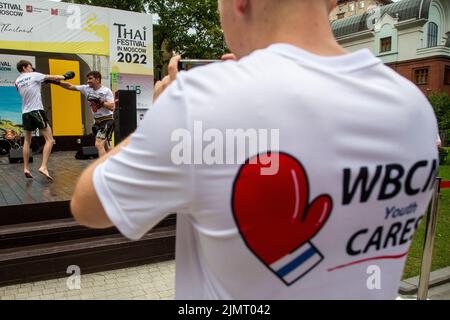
[148,0,226,76]
[403,167,450,279]
[428,92,450,146]
[439,147,449,165]
[61,0,145,12]
[403,196,450,280]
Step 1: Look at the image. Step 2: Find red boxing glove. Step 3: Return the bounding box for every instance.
[232,153,333,284]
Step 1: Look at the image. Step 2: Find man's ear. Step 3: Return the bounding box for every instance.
[329,0,338,12]
[234,0,250,16]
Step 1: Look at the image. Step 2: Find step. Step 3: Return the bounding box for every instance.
[0,201,71,226]
[0,226,176,287]
[0,214,176,249]
[0,218,116,249]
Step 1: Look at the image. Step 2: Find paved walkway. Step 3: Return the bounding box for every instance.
[0,261,175,300]
[1,259,449,300]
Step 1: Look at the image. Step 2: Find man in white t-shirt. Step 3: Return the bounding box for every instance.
[70,0,439,299]
[15,60,74,181]
[58,71,115,157]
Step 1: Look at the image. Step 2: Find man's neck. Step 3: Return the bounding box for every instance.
[247,6,347,57]
[92,84,102,91]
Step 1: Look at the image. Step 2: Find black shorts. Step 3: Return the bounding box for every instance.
[92,119,115,141]
[22,110,49,132]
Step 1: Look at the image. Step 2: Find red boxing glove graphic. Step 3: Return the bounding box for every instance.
[232,153,333,285]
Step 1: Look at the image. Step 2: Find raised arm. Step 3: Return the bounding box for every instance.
[43,71,77,87]
[58,81,79,91]
[44,75,65,82]
[45,71,75,82]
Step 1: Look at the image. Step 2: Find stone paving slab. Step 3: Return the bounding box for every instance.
[0,260,175,300]
[398,282,450,300]
[399,267,450,295]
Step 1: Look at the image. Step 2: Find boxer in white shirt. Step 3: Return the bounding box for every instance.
[70,0,438,299]
[15,60,74,181]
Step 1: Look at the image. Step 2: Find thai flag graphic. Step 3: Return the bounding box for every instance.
[270,241,324,285]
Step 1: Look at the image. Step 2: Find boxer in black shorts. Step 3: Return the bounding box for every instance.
[92,118,115,150]
[58,71,116,157]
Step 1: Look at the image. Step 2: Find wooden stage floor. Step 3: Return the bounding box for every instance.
[0,151,94,208]
[0,151,176,287]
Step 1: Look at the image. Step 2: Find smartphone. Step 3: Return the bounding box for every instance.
[178,59,221,71]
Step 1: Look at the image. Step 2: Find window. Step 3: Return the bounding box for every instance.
[445,66,450,85]
[380,37,392,53]
[349,2,355,12]
[414,68,429,85]
[337,13,345,19]
[359,1,365,9]
[428,22,438,48]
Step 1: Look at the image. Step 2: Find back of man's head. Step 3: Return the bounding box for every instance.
[17,60,32,73]
[248,0,335,18]
[219,0,340,58]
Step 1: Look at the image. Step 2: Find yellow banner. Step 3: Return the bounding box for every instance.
[49,59,83,136]
[0,41,108,56]
[0,1,109,56]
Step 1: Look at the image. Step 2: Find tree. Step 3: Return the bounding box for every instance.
[148,0,224,58]
[148,0,226,78]
[428,92,450,147]
[61,0,145,12]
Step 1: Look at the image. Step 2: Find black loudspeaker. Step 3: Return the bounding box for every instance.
[114,90,137,145]
[9,149,33,164]
[75,146,99,160]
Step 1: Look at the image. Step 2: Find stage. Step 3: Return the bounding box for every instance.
[0,151,176,287]
[0,151,90,208]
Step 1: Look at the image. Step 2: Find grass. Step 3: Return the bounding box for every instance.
[402,163,450,279]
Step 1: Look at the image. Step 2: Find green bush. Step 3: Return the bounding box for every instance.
[440,147,449,165]
[429,92,450,147]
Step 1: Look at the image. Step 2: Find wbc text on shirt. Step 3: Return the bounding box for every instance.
[342,159,438,205]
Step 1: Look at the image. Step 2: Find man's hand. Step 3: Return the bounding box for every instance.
[221,53,238,61]
[153,55,181,103]
[152,54,237,104]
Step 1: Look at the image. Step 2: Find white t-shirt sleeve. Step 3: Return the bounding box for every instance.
[92,77,192,240]
[33,72,46,83]
[105,88,115,103]
[75,85,88,95]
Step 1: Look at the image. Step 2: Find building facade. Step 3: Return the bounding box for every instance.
[330,0,393,20]
[331,0,450,95]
